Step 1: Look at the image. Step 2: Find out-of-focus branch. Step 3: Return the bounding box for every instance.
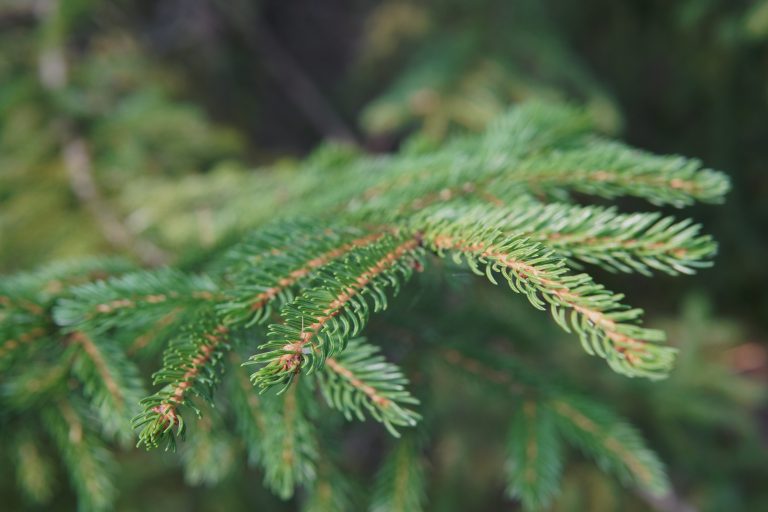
[637,488,698,512]
[61,137,168,266]
[211,0,359,145]
[35,2,168,266]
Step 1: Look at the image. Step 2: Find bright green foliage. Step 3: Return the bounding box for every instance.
[0,102,729,510]
[217,222,381,326]
[507,138,729,206]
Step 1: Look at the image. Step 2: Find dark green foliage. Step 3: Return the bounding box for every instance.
[505,401,563,510]
[549,394,669,496]
[369,437,427,512]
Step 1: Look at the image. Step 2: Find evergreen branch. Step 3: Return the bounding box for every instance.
[369,437,426,512]
[2,357,72,409]
[14,434,55,505]
[550,395,670,496]
[419,221,675,379]
[247,235,424,389]
[261,382,319,499]
[134,321,230,450]
[423,202,717,275]
[54,269,218,332]
[180,409,236,486]
[61,136,169,265]
[0,326,47,364]
[216,219,326,275]
[509,138,730,206]
[439,347,671,500]
[220,226,387,326]
[318,337,420,436]
[302,458,355,512]
[0,257,134,306]
[44,400,115,512]
[69,331,145,442]
[228,352,269,464]
[505,400,563,511]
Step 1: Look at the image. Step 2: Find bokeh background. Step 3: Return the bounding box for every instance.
[1,0,767,510]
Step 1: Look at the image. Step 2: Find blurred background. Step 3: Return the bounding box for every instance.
[1,0,767,510]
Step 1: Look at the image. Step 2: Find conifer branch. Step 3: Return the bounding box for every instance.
[370,437,427,512]
[69,331,145,442]
[550,395,669,496]
[261,382,319,499]
[44,400,115,512]
[318,337,420,436]
[505,400,563,511]
[247,235,424,389]
[419,221,674,379]
[228,353,269,464]
[508,139,730,206]
[439,346,670,500]
[54,269,218,331]
[220,227,388,326]
[134,322,230,449]
[422,202,717,275]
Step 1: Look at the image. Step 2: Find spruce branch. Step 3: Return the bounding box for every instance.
[550,395,669,496]
[369,436,427,512]
[54,269,218,333]
[227,352,269,465]
[69,331,145,442]
[418,219,675,379]
[422,201,718,276]
[219,225,387,326]
[44,400,116,512]
[505,400,564,511]
[261,381,319,499]
[247,235,424,389]
[438,346,671,500]
[318,337,420,436]
[134,320,230,449]
[507,138,730,206]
